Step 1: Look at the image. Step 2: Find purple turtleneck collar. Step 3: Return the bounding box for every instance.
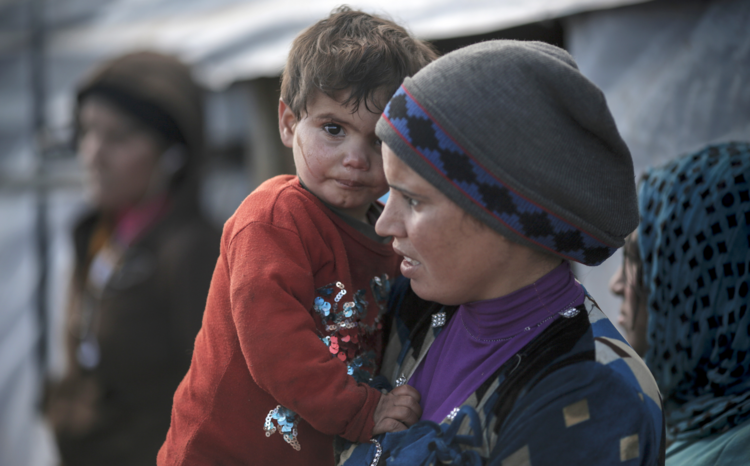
[408,261,584,423]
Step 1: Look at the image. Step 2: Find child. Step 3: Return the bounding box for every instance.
[158,7,438,465]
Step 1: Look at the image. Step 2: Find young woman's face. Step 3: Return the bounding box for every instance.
[375,144,518,305]
[78,98,166,212]
[609,232,649,356]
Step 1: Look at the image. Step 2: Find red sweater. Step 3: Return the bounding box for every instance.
[158,176,400,465]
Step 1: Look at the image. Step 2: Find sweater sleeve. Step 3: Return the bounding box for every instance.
[225,221,381,443]
[490,361,663,466]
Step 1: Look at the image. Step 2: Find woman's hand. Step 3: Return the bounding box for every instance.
[372,385,422,435]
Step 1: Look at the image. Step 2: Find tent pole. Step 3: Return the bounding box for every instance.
[30,0,49,385]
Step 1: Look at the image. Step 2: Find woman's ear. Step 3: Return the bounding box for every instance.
[278,99,297,149]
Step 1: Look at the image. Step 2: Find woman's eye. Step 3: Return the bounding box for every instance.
[323,124,343,136]
[374,138,382,147]
[403,195,419,208]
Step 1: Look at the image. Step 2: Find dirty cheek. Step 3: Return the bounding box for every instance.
[296,132,324,179]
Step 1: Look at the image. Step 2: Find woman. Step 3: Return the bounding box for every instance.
[46,52,220,465]
[611,142,750,465]
[338,40,665,465]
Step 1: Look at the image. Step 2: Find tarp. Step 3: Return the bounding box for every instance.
[566,0,750,327]
[50,0,651,89]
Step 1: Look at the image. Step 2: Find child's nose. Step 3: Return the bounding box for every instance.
[342,145,370,170]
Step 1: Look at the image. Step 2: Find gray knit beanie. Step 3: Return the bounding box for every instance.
[376,40,638,266]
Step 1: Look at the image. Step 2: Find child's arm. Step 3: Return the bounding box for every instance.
[372,385,422,435]
[226,221,383,443]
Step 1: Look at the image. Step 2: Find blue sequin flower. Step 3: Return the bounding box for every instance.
[264,405,301,450]
[314,297,331,316]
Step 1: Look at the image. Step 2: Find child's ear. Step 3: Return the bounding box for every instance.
[278,99,297,149]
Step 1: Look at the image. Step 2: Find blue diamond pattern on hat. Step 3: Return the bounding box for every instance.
[382,85,615,265]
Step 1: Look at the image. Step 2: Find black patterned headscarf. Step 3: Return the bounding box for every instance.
[639,142,750,441]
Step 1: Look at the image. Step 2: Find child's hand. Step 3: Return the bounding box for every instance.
[372,385,422,435]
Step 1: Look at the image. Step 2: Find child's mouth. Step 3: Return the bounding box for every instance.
[336,179,365,188]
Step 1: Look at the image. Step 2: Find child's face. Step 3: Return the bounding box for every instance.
[279,90,387,221]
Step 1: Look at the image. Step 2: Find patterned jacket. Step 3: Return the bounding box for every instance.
[339,277,666,465]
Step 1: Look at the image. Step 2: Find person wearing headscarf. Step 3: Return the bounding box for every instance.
[338,40,665,465]
[612,142,750,465]
[45,51,220,466]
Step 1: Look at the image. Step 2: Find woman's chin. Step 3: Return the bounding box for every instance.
[409,280,431,299]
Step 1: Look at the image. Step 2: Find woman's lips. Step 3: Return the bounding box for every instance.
[400,255,422,277]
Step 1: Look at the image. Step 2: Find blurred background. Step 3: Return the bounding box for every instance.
[1,0,748,464]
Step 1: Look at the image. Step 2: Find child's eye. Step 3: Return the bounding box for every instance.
[374,138,382,147]
[323,124,343,136]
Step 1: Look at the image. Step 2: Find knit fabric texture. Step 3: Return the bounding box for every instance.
[639,142,750,441]
[376,40,638,266]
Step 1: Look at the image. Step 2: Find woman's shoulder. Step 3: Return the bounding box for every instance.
[485,298,665,464]
[491,358,664,465]
[557,297,664,427]
[581,297,663,413]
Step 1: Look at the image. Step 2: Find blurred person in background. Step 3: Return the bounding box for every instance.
[611,142,750,465]
[45,51,220,466]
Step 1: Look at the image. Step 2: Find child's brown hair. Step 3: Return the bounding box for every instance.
[281,6,438,118]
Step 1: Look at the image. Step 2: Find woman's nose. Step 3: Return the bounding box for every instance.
[609,266,625,297]
[375,194,403,238]
[78,132,105,168]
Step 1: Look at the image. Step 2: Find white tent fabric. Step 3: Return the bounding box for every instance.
[566,0,750,330]
[0,191,74,466]
[49,0,649,89]
[568,0,750,176]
